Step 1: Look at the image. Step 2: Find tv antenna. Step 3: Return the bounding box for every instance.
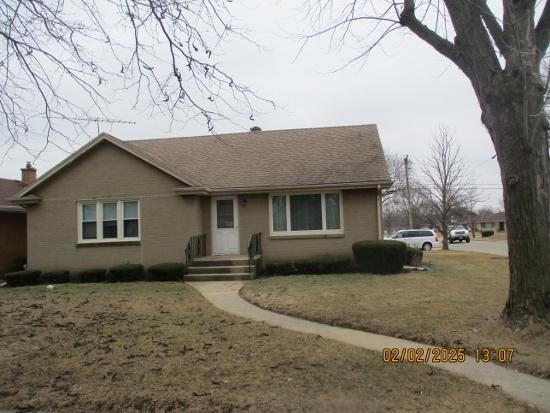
[50,116,137,135]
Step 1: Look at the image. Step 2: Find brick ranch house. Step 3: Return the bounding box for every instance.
[472,211,507,233]
[0,163,37,275]
[11,125,391,279]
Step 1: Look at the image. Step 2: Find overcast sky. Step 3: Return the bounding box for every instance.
[0,0,504,207]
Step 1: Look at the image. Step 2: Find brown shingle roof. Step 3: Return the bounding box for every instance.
[127,124,390,190]
[0,178,25,208]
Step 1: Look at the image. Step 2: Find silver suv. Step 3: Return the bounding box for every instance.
[448,228,471,243]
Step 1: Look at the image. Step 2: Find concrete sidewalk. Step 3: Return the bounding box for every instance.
[189,281,550,412]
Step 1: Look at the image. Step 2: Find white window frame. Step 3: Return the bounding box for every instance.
[77,199,141,243]
[268,191,344,237]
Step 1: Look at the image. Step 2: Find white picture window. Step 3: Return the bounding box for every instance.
[78,200,140,243]
[270,192,343,235]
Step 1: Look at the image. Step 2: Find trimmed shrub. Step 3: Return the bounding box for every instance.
[41,270,70,284]
[148,263,186,281]
[11,256,27,271]
[4,270,42,287]
[352,240,407,274]
[294,256,353,274]
[108,264,144,282]
[265,261,297,276]
[78,268,106,283]
[406,247,423,267]
[265,256,353,276]
[481,229,495,238]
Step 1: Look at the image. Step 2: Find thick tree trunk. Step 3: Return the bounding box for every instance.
[479,71,550,323]
[441,222,449,250]
[399,0,549,322]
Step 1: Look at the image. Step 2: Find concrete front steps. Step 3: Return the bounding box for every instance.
[186,255,261,281]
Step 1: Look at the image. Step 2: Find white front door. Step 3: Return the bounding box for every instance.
[211,196,240,255]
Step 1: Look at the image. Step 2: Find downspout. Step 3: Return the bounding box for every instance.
[377,184,382,240]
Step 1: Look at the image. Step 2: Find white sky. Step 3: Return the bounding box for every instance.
[0,0,504,207]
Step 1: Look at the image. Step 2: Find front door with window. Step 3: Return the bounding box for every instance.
[211,196,240,255]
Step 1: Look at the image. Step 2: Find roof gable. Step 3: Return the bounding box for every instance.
[15,133,199,198]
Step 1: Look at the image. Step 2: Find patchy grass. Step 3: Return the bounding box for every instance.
[241,251,550,379]
[0,282,537,412]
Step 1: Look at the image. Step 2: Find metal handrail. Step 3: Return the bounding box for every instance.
[247,232,262,278]
[185,234,207,267]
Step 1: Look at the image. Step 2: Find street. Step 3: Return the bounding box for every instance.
[449,240,508,256]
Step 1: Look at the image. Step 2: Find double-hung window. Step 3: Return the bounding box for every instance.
[78,200,140,243]
[102,202,118,239]
[270,192,343,235]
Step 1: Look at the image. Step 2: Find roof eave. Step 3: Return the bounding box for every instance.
[172,180,393,195]
[172,187,211,196]
[8,195,41,206]
[0,205,26,212]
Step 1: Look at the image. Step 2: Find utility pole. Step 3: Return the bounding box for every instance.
[404,155,413,228]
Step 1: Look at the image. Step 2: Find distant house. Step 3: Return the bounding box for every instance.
[11,125,391,279]
[473,211,506,232]
[0,163,36,275]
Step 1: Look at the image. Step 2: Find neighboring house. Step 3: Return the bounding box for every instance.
[11,125,391,277]
[0,163,37,275]
[473,211,507,232]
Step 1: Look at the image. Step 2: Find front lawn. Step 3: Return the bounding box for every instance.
[0,282,533,412]
[475,232,508,242]
[241,251,550,378]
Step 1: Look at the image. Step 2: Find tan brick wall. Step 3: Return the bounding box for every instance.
[26,141,203,272]
[237,189,379,261]
[200,196,212,256]
[0,211,27,275]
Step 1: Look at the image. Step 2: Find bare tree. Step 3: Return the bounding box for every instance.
[300,0,550,323]
[382,153,406,205]
[382,152,421,233]
[0,0,271,157]
[418,127,478,250]
[382,152,408,234]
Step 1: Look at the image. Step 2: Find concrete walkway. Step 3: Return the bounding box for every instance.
[189,281,550,412]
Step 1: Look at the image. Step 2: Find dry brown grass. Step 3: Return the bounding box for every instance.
[0,282,539,412]
[241,251,550,379]
[475,232,508,241]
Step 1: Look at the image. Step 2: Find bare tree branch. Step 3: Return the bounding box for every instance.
[536,0,550,61]
[400,0,462,68]
[477,0,506,55]
[0,0,274,158]
[443,0,502,72]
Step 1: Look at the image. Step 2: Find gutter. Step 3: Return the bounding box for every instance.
[0,205,26,212]
[7,195,41,206]
[173,180,393,196]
